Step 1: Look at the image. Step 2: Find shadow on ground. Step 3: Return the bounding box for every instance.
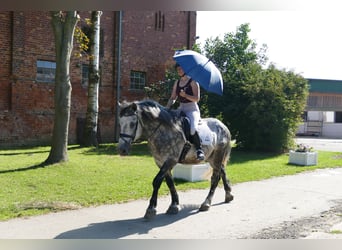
[55,204,200,239]
[0,162,47,174]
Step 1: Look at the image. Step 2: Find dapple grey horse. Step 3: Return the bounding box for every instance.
[118,100,233,220]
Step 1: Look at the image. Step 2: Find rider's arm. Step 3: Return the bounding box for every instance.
[166,81,178,108]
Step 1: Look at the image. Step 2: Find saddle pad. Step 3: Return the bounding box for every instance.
[197,121,215,146]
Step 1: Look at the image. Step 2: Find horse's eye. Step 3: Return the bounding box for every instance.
[129,122,135,129]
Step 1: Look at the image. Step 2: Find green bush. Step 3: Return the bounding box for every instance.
[201,24,309,153]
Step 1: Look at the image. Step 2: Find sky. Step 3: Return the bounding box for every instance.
[196,11,342,80]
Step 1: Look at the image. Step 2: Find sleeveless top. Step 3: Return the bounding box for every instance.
[176,78,193,103]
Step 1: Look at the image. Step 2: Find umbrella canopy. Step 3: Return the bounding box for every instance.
[173,50,223,95]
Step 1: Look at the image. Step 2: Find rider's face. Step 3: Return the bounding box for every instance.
[176,66,184,77]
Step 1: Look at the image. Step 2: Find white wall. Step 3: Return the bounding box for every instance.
[322,123,342,138]
[297,122,342,138]
[297,111,342,138]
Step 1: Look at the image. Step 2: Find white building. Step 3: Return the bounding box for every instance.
[297,79,342,139]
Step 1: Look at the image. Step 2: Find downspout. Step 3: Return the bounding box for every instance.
[114,10,123,142]
[187,11,191,49]
[9,11,14,111]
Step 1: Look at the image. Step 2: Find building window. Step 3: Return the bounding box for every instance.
[335,111,342,123]
[155,11,165,31]
[324,111,335,122]
[130,71,146,90]
[36,60,56,83]
[82,64,89,88]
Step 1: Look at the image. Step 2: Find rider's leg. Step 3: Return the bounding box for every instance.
[188,111,204,161]
[192,131,204,161]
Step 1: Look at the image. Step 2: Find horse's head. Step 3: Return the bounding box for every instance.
[118,99,177,156]
[117,101,140,156]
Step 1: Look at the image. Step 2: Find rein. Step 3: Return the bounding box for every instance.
[147,121,163,141]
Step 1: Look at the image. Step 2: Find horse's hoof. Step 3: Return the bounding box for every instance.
[225,194,234,203]
[166,204,180,214]
[199,202,210,212]
[144,207,157,220]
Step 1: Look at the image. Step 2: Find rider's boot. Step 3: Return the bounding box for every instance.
[192,131,205,161]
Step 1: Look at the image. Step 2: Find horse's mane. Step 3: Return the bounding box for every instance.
[136,99,181,129]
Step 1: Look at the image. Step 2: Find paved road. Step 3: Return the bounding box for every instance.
[0,138,341,239]
[295,137,342,152]
[1,168,342,239]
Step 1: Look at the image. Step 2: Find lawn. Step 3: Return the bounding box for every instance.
[0,142,341,221]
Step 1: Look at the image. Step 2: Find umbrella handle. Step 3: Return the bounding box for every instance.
[166,99,175,109]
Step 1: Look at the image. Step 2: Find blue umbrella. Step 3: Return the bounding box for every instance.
[173,50,223,95]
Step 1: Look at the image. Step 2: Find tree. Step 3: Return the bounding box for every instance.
[45,11,79,164]
[201,23,308,152]
[82,11,102,147]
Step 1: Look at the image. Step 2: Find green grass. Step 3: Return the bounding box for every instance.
[0,142,341,221]
[330,230,342,234]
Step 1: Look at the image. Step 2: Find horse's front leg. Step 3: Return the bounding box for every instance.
[144,160,176,220]
[165,171,180,214]
[144,171,163,220]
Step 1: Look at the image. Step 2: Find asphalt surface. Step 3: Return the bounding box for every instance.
[295,137,342,153]
[0,137,341,239]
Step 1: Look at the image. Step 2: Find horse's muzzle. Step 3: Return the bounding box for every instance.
[118,148,129,156]
[118,140,131,156]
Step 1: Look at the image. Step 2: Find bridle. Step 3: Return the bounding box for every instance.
[119,113,139,144]
[119,107,164,143]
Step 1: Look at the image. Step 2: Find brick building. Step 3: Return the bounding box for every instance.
[0,11,197,147]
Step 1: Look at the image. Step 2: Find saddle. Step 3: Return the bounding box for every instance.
[178,112,214,163]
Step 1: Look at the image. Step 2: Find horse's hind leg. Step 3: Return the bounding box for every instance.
[221,165,234,203]
[199,163,233,211]
[199,167,221,211]
[165,172,180,214]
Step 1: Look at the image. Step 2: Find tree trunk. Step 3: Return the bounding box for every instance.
[83,11,102,147]
[45,11,78,164]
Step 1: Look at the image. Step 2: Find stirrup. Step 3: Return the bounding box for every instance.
[196,149,205,161]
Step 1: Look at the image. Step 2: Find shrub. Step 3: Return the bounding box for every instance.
[201,24,309,153]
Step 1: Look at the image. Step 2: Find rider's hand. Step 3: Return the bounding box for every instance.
[166,99,175,109]
[179,89,186,97]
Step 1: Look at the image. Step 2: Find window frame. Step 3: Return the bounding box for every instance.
[130,70,146,90]
[36,60,56,83]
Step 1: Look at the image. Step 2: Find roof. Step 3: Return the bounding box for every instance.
[307,78,342,94]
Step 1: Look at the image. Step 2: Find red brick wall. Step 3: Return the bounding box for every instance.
[0,12,12,111]
[0,11,196,147]
[120,11,196,101]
